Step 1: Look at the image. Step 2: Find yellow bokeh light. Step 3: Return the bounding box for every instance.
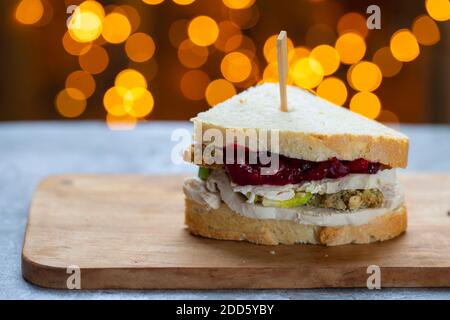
[115,69,148,96]
[107,113,137,131]
[288,47,310,67]
[79,45,109,74]
[316,77,347,106]
[372,47,403,78]
[65,70,96,99]
[68,8,103,43]
[103,87,127,116]
[412,15,440,46]
[350,92,381,119]
[55,88,87,118]
[123,88,154,118]
[15,0,44,25]
[310,45,340,76]
[172,0,196,4]
[292,57,324,89]
[142,0,165,4]
[205,79,236,106]
[62,31,92,56]
[125,33,156,63]
[263,34,294,63]
[79,1,105,19]
[223,0,255,9]
[337,12,368,38]
[102,12,131,44]
[425,0,450,21]
[335,32,366,65]
[178,39,209,68]
[390,29,420,62]
[180,70,210,101]
[221,52,252,83]
[348,61,382,92]
[188,16,219,47]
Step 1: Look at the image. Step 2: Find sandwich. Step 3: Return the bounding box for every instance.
[183,83,409,246]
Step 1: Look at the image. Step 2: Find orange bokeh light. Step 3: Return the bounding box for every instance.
[178,39,209,68]
[65,70,96,99]
[390,29,420,62]
[372,47,403,78]
[412,15,440,46]
[205,79,236,106]
[125,33,156,63]
[15,0,44,25]
[350,92,381,119]
[55,88,87,118]
[221,52,252,83]
[347,61,382,92]
[180,70,210,101]
[335,32,366,65]
[102,12,131,44]
[79,45,109,74]
[310,45,340,75]
[316,77,347,106]
[188,16,219,47]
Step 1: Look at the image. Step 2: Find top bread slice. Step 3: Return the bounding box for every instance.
[191,83,409,168]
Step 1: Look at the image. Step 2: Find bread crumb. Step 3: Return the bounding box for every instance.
[239,98,247,104]
[269,250,276,255]
[324,254,329,258]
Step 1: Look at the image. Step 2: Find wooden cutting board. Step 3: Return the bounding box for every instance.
[22,174,450,289]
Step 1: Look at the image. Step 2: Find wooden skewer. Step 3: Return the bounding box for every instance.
[277,30,289,112]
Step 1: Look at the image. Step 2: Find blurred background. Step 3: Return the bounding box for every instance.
[1,0,449,129]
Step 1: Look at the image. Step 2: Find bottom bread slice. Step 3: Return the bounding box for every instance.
[185,198,407,246]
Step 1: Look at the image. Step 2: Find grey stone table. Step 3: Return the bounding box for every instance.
[1,121,450,300]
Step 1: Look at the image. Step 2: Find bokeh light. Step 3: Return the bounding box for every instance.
[102,12,131,44]
[125,33,156,62]
[425,0,450,21]
[337,12,368,38]
[55,88,87,118]
[115,69,148,95]
[142,0,165,5]
[412,15,440,46]
[223,0,255,9]
[215,21,242,52]
[372,47,403,78]
[173,0,196,4]
[335,32,366,65]
[226,35,256,58]
[348,61,382,92]
[205,79,236,106]
[316,77,347,106]
[310,45,340,75]
[114,5,141,33]
[79,45,109,74]
[188,16,219,47]
[288,47,310,68]
[178,39,209,68]
[292,57,324,89]
[62,31,92,56]
[67,3,103,43]
[221,52,252,83]
[390,29,420,62]
[350,92,381,119]
[65,70,96,99]
[15,0,44,25]
[180,70,210,100]
[263,34,294,63]
[104,87,127,116]
[123,88,154,118]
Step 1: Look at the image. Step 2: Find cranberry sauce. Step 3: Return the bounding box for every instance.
[223,145,382,186]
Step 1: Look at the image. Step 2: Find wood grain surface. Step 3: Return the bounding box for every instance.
[22,174,450,289]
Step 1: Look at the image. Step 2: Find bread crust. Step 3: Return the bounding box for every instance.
[185,198,407,246]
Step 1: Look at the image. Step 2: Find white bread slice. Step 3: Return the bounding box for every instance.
[192,83,408,168]
[185,198,407,246]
